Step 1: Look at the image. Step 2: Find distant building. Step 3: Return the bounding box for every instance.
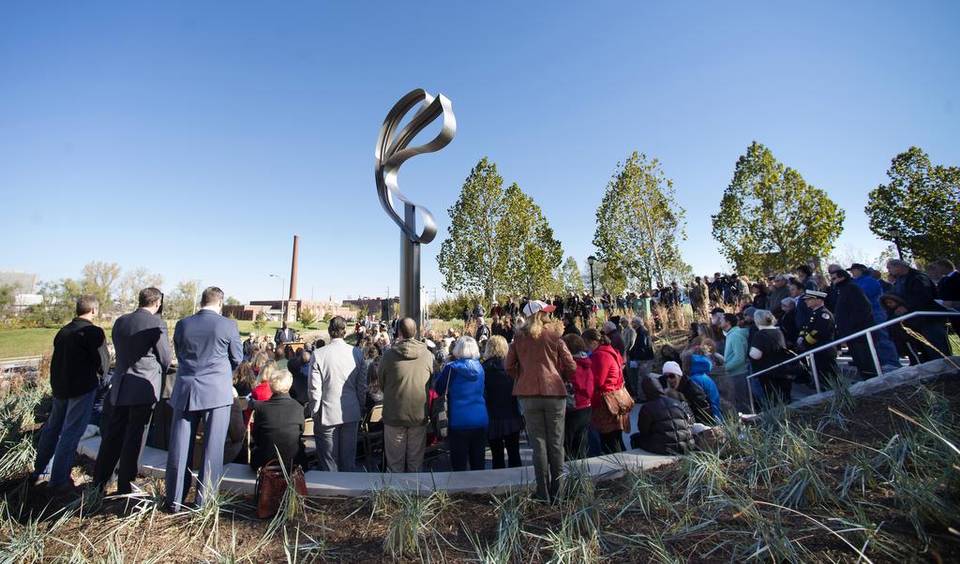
[222,304,273,321]
[250,300,299,322]
[300,300,354,321]
[342,296,399,321]
[0,271,42,315]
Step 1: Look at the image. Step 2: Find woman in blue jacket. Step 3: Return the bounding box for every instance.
[435,336,489,471]
[688,354,723,423]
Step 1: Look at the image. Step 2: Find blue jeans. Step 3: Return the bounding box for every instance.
[32,389,97,487]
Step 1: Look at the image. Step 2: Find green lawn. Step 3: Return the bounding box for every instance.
[0,319,328,358]
[235,319,327,338]
[0,327,61,358]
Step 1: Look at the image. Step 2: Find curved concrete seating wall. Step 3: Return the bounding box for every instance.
[76,437,677,497]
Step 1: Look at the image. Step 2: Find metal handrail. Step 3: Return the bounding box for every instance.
[745,309,957,411]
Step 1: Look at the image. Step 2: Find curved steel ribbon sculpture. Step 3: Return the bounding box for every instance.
[375,88,457,245]
[375,89,456,327]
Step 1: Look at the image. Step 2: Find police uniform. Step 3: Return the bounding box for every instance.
[798,290,840,385]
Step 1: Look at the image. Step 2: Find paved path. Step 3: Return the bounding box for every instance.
[76,433,676,497]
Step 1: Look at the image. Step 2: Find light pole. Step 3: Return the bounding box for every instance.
[587,255,596,296]
[269,273,285,321]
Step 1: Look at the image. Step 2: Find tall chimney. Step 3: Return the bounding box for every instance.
[289,235,299,300]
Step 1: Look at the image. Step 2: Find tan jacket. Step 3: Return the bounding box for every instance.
[505,329,576,397]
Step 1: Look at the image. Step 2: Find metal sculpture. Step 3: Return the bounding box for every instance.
[375,89,456,328]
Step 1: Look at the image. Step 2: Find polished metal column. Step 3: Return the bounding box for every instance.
[375,89,457,330]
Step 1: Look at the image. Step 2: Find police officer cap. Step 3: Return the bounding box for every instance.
[802,289,828,300]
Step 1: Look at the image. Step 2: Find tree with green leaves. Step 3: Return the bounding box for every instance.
[712,142,845,276]
[591,259,628,296]
[593,152,688,290]
[298,306,317,328]
[865,146,960,264]
[438,158,563,301]
[560,257,585,294]
[497,183,563,297]
[0,284,15,318]
[165,280,201,319]
[81,261,121,317]
[438,158,507,302]
[253,310,268,332]
[118,267,164,310]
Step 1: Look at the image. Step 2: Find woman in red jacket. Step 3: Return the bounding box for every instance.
[583,329,626,454]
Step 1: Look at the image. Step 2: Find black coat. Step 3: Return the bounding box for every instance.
[50,318,109,399]
[832,279,874,337]
[660,374,710,425]
[634,379,695,455]
[250,392,307,471]
[224,397,246,464]
[482,358,521,422]
[628,328,654,362]
[895,268,943,317]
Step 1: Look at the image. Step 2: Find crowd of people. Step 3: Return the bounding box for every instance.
[28,255,957,508]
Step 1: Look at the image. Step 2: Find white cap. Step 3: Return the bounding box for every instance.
[662,361,682,376]
[522,300,556,317]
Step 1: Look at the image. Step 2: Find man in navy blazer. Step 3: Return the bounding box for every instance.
[94,287,171,494]
[164,286,242,511]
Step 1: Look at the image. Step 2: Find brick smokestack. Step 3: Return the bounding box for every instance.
[289,235,299,300]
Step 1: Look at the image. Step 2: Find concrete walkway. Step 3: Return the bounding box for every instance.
[76,434,676,497]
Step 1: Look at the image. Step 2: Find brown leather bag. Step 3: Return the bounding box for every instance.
[602,386,635,433]
[255,460,308,519]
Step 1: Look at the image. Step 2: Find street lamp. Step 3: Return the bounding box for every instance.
[268,273,285,321]
[587,255,596,296]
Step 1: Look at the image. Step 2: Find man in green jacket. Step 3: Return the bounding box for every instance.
[378,318,434,472]
[721,313,752,413]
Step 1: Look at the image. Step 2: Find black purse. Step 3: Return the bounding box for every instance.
[774,348,809,382]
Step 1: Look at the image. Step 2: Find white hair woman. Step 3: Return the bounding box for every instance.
[747,309,791,407]
[434,336,489,471]
[504,301,577,502]
[249,364,308,472]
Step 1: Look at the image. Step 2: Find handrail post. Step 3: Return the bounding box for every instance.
[747,374,756,415]
[809,354,821,394]
[865,331,883,378]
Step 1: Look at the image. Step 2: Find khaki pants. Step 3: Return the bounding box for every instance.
[384,424,427,473]
[520,397,565,501]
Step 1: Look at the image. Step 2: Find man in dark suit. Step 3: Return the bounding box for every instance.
[93,287,171,494]
[274,321,295,347]
[164,287,242,511]
[30,295,108,494]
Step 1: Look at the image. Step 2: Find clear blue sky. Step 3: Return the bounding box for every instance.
[2,1,958,302]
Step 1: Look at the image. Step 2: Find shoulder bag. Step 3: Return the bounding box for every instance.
[602,386,635,433]
[255,459,308,519]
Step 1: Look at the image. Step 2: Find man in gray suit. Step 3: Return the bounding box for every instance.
[94,287,171,494]
[309,316,365,472]
[164,287,242,511]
